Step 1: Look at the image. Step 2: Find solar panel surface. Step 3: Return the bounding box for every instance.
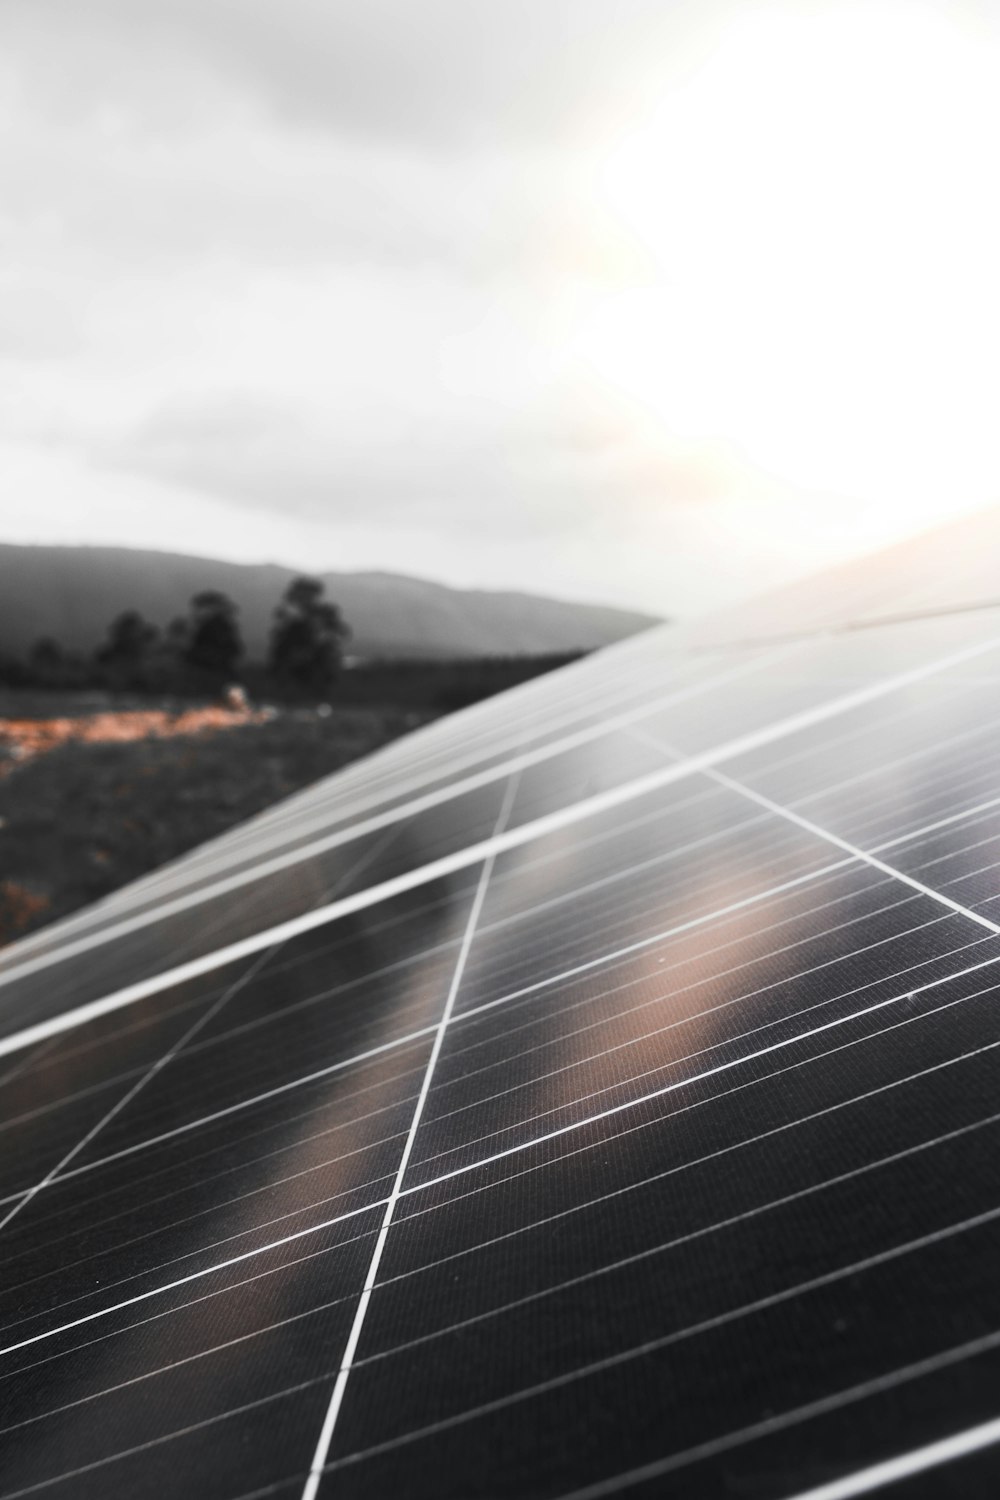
[2,507,1000,1498]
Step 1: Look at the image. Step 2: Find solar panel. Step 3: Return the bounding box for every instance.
[3,510,1000,1498]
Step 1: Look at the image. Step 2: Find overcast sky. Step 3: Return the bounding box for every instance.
[2,0,999,615]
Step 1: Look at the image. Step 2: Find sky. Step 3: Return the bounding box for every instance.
[2,0,999,617]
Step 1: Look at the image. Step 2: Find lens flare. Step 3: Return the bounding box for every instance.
[573,2,1000,530]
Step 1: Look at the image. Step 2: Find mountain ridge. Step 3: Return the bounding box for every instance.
[0,543,661,659]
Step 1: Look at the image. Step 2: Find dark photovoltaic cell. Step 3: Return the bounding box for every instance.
[3,510,1000,1498]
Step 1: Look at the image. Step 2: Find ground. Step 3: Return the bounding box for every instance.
[0,693,427,947]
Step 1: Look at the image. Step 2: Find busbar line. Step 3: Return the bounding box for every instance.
[0,643,794,979]
[0,953,996,1363]
[628,727,1000,938]
[1,630,998,1061]
[298,773,518,1500]
[780,1415,1000,1500]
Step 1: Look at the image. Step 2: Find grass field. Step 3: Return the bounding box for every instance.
[0,698,427,947]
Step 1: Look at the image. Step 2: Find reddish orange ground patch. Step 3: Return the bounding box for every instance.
[0,706,266,774]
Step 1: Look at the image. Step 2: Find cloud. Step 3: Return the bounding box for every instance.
[3,0,717,149]
[101,380,735,556]
[0,75,496,280]
[0,283,83,361]
[3,0,992,620]
[0,4,645,303]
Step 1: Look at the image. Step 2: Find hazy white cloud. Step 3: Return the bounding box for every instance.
[1,0,998,615]
[3,0,709,148]
[104,383,732,539]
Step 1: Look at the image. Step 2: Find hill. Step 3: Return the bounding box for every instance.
[0,545,659,660]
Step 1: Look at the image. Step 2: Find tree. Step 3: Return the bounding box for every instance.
[0,651,29,688]
[25,636,89,689]
[268,576,350,694]
[97,611,158,666]
[165,615,190,655]
[183,591,244,680]
[28,637,67,685]
[96,611,159,687]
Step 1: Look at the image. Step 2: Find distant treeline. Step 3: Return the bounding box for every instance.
[0,573,585,710]
[0,576,348,699]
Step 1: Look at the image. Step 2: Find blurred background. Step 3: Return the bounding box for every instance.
[1,0,998,940]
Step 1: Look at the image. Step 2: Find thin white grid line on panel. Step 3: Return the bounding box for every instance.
[914,852,1000,908]
[1,628,997,1037]
[9,596,999,981]
[6,849,986,1208]
[0,1125,408,1314]
[1,981,989,1401]
[2,954,996,1364]
[105,622,676,873]
[780,1416,1000,1500]
[2,1016,990,1406]
[319,1198,1000,1475]
[442,869,903,1059]
[884,828,1000,887]
[0,648,929,948]
[5,618,1000,1500]
[2,863,945,1201]
[856,793,1000,861]
[0,876,929,1289]
[0,631,643,956]
[421,887,925,1106]
[0,1170,398,1322]
[791,716,1000,821]
[0,768,736,1097]
[113,627,1000,882]
[783,758,1000,865]
[0,827,876,1148]
[357,1104,1000,1374]
[389,955,1000,1203]
[0,916,983,1336]
[0,945,277,1238]
[386,1030,1000,1288]
[416,908,968,1137]
[555,1354,1000,1500]
[407,929,987,1178]
[0,1037,62,1094]
[717,667,981,789]
[0,791,779,1125]
[0,644,797,992]
[5,1049,999,1456]
[0,1217,385,1387]
[106,651,718,903]
[299,770,519,1500]
[629,725,1000,934]
[0,841,860,1168]
[9,783,415,1202]
[0,952,436,1147]
[0,879,463,1097]
[0,1188,384,1357]
[754,693,1000,813]
[0,909,974,1315]
[0,1027,439,1206]
[63,633,745,900]
[0,1049,429,1239]
[0,1369,335,1500]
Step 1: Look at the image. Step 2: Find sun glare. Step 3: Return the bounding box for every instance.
[574,2,1000,528]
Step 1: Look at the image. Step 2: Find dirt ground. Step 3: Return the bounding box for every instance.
[0,699,425,947]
